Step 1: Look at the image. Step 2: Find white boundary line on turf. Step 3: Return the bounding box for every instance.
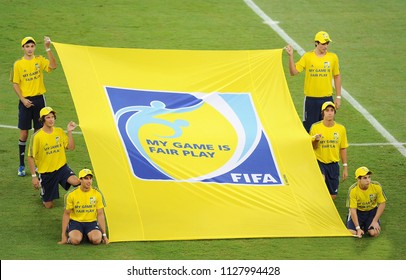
[0,124,83,135]
[244,0,406,157]
[350,143,406,146]
[1,125,404,147]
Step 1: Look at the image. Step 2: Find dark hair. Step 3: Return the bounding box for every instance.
[39,111,56,123]
[321,106,336,118]
[23,40,36,46]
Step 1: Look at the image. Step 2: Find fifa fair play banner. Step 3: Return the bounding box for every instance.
[53,42,351,241]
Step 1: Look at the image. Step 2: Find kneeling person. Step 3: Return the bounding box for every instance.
[346,166,387,238]
[58,169,109,245]
[28,106,80,208]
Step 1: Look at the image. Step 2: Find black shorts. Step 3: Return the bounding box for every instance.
[68,220,102,236]
[39,164,75,202]
[18,95,46,130]
[347,207,379,232]
[303,96,333,132]
[317,161,339,195]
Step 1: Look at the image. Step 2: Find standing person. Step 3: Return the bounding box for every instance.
[310,101,348,200]
[346,167,387,238]
[285,31,342,132]
[11,36,57,177]
[58,169,109,245]
[27,106,80,208]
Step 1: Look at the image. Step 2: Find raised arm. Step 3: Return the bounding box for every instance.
[285,45,299,76]
[44,36,57,70]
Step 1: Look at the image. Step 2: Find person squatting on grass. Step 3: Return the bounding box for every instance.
[285,31,342,133]
[11,36,57,177]
[346,167,387,238]
[27,106,80,208]
[310,101,348,200]
[58,169,109,245]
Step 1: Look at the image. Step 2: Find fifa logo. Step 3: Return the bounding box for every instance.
[108,87,283,186]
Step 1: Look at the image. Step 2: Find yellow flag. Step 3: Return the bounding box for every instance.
[54,43,351,241]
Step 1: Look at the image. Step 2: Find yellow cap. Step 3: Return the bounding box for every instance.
[39,106,55,118]
[21,36,36,47]
[321,101,335,112]
[79,168,93,179]
[355,166,372,179]
[314,31,332,44]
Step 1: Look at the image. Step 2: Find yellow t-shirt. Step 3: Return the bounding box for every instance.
[10,55,52,97]
[309,121,348,163]
[296,51,340,97]
[28,127,68,173]
[346,181,387,211]
[65,187,106,222]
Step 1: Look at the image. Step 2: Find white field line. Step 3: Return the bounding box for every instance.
[244,0,406,157]
[1,124,404,147]
[0,124,83,135]
[350,143,406,146]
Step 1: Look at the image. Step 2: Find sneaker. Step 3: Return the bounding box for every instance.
[18,166,26,177]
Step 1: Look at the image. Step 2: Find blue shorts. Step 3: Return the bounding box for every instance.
[18,95,46,130]
[39,164,76,202]
[317,161,339,195]
[303,96,333,132]
[68,220,102,235]
[347,207,379,232]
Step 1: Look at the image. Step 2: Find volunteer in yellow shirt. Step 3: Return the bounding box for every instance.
[58,169,109,245]
[285,31,342,132]
[27,106,80,208]
[346,167,387,238]
[11,36,57,177]
[310,101,348,200]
